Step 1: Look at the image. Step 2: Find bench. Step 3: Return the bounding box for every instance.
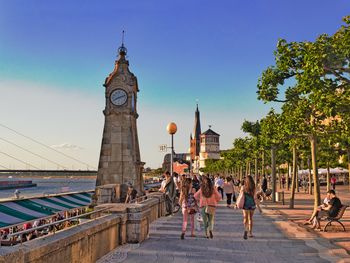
[323,205,348,232]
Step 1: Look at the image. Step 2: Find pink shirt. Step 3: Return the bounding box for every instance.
[223,182,234,194]
[194,189,221,208]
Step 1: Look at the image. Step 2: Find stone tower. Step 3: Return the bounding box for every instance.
[199,127,220,170]
[96,40,143,192]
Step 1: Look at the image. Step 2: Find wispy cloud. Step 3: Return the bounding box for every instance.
[51,143,84,150]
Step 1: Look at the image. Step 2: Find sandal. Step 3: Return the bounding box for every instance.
[243,231,248,240]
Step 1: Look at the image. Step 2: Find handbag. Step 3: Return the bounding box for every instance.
[236,191,245,209]
[195,212,202,231]
[202,192,216,215]
[232,193,237,202]
[189,208,197,214]
[205,205,216,215]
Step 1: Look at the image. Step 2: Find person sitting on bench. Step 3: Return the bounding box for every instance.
[312,190,342,230]
[305,191,331,225]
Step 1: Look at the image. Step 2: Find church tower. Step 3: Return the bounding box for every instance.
[96,37,143,192]
[190,104,201,173]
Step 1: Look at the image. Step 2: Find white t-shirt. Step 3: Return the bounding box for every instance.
[215,178,224,188]
[323,197,330,205]
[160,179,166,191]
[173,177,180,189]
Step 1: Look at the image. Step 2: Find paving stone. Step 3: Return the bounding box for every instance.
[97,202,348,263]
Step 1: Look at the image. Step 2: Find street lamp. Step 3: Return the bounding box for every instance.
[167,122,177,176]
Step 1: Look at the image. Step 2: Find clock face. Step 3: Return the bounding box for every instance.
[110,89,128,106]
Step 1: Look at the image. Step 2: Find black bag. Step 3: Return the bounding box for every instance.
[232,193,237,202]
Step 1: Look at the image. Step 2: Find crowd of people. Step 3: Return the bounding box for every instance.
[0,208,89,246]
[159,172,262,240]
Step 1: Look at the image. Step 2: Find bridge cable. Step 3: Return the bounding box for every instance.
[0,123,96,169]
[0,137,68,169]
[0,163,10,169]
[0,150,40,169]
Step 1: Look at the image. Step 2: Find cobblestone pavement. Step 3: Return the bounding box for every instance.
[98,202,348,263]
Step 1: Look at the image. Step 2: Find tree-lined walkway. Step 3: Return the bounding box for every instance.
[98,201,349,263]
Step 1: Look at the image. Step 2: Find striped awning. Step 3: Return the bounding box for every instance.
[0,192,93,228]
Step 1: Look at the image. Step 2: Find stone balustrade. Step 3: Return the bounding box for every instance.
[0,193,166,263]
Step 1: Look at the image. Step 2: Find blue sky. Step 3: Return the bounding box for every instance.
[0,1,349,169]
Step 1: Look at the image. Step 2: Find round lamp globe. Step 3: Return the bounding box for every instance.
[167,122,177,135]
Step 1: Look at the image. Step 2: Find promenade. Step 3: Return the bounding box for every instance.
[266,184,350,254]
[98,200,350,263]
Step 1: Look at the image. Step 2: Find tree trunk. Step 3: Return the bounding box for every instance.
[300,158,305,193]
[239,165,243,181]
[347,148,350,192]
[271,146,277,202]
[262,150,265,177]
[289,145,297,208]
[307,156,312,195]
[296,162,299,193]
[255,157,258,185]
[326,162,330,192]
[286,162,290,190]
[309,134,321,220]
[278,166,281,190]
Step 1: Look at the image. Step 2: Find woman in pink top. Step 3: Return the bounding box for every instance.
[223,177,235,208]
[194,176,221,238]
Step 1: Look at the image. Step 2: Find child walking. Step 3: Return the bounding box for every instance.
[179,178,198,239]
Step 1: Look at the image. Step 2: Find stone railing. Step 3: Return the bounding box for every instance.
[0,193,166,263]
[95,192,166,243]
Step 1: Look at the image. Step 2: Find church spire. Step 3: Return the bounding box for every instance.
[193,103,201,139]
[192,103,201,158]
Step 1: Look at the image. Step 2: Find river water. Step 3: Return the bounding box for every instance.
[0,177,96,200]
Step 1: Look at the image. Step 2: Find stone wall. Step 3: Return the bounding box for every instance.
[96,194,165,243]
[0,214,122,263]
[0,194,166,263]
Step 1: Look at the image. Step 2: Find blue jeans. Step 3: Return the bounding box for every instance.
[201,207,215,235]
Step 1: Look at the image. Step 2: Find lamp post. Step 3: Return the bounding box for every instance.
[167,122,177,176]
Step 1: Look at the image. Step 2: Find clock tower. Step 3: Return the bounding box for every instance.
[96,39,143,193]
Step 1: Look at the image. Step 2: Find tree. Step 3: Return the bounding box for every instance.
[242,120,261,184]
[260,109,284,202]
[256,15,350,211]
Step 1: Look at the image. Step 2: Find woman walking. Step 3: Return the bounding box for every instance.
[239,175,260,239]
[223,177,235,208]
[194,176,221,239]
[179,178,198,239]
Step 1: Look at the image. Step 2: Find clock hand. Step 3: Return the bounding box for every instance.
[115,95,126,100]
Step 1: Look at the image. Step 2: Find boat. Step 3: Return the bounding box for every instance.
[0,180,37,190]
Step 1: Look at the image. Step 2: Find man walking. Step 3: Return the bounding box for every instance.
[214,175,224,199]
[261,174,268,193]
[159,171,176,215]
